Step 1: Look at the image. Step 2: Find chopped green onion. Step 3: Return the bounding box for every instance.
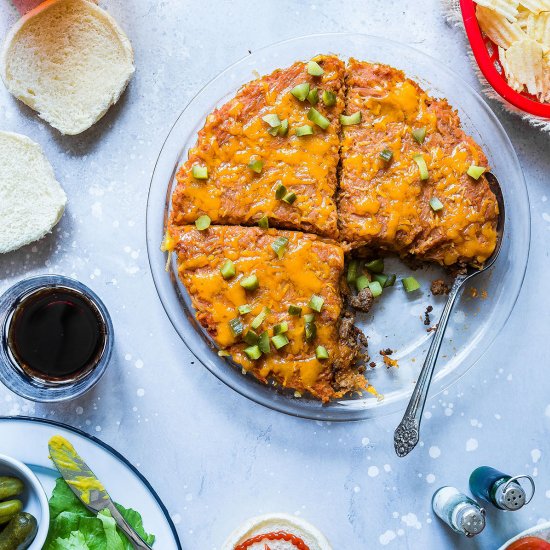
[307,88,319,105]
[218,350,230,357]
[467,165,486,180]
[192,165,208,179]
[238,304,252,315]
[356,275,370,292]
[340,112,362,126]
[373,273,388,287]
[307,60,324,76]
[267,126,280,136]
[295,125,313,137]
[248,158,264,173]
[195,215,211,231]
[385,274,396,287]
[412,127,427,144]
[271,236,289,259]
[430,197,444,212]
[273,322,289,335]
[275,183,287,199]
[258,215,269,229]
[322,90,336,107]
[315,345,329,360]
[304,313,315,323]
[244,345,262,360]
[288,305,302,316]
[240,274,259,291]
[304,318,317,342]
[365,259,384,273]
[278,119,289,136]
[229,317,244,337]
[402,276,420,293]
[220,259,236,279]
[369,281,383,297]
[243,330,259,345]
[307,107,330,130]
[282,191,297,204]
[413,154,429,180]
[290,82,310,101]
[347,259,358,284]
[308,294,324,312]
[251,307,270,329]
[262,113,281,128]
[258,331,270,354]
[380,149,393,162]
[271,334,289,349]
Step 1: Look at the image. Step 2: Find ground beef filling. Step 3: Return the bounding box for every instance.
[431,279,450,295]
[332,312,370,392]
[348,287,374,313]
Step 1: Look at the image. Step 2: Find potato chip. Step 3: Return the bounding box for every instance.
[516,6,532,28]
[526,11,550,51]
[502,38,545,94]
[519,0,550,13]
[474,0,519,21]
[476,5,527,47]
[498,46,523,91]
[539,54,550,101]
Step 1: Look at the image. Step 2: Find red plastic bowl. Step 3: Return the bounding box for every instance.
[461,0,550,118]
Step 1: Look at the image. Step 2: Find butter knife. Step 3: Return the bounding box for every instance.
[48,435,154,550]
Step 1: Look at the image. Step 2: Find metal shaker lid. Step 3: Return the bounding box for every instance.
[494,474,535,511]
[457,505,486,537]
[495,479,527,510]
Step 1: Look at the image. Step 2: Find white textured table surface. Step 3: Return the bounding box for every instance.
[1,1,549,548]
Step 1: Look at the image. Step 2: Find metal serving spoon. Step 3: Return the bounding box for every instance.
[394,173,505,457]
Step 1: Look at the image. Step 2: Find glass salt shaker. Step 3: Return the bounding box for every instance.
[432,486,486,537]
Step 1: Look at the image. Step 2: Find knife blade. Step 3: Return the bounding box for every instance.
[48,435,153,550]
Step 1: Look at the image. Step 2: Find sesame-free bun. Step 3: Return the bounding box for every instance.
[1,0,134,135]
[0,131,66,253]
[222,513,332,550]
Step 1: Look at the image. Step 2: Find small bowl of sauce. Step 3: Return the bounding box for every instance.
[0,275,113,402]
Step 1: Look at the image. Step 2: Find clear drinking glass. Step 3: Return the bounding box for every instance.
[0,275,114,402]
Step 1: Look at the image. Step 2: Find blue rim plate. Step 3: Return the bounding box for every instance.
[0,416,182,549]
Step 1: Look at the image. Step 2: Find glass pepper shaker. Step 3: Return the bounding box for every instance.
[432,486,486,537]
[469,466,535,511]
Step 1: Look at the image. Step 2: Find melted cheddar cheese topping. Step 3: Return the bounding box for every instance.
[165,57,500,400]
[170,55,344,239]
[167,226,364,402]
[338,60,498,266]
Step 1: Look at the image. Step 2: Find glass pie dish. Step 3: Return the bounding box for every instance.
[146,33,530,421]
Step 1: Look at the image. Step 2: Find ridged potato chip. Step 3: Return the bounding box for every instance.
[476,5,527,47]
[475,0,519,21]
[540,55,550,101]
[498,46,523,91]
[502,38,545,94]
[519,0,550,13]
[526,11,550,51]
[516,6,531,28]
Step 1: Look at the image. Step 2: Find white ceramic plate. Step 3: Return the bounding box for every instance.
[0,416,181,549]
[498,521,550,549]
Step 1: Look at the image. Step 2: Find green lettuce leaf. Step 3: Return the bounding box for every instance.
[53,531,89,550]
[116,505,156,547]
[45,513,106,550]
[97,510,125,550]
[44,478,155,550]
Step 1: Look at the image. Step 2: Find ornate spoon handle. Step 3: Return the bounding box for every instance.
[394,273,467,457]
